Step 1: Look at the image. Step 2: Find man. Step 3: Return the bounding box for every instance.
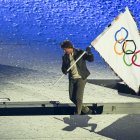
[60,40,94,115]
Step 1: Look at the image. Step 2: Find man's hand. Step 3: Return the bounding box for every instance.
[62,69,68,75]
[86,47,92,54]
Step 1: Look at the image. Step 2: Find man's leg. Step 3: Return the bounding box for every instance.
[75,78,87,115]
[69,79,76,103]
[69,78,91,115]
[76,78,92,114]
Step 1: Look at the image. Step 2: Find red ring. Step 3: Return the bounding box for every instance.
[132,50,140,67]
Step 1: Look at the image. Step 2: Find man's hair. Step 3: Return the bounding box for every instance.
[60,40,74,49]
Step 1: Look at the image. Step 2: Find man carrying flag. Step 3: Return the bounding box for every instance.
[60,40,94,115]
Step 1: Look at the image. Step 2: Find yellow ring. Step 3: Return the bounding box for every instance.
[114,38,127,55]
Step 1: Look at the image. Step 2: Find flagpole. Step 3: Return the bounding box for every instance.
[52,45,93,86]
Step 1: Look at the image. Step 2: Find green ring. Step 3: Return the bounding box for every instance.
[123,50,137,66]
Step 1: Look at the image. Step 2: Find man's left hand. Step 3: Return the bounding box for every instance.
[86,47,92,54]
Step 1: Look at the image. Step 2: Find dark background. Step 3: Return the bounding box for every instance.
[0,0,139,68]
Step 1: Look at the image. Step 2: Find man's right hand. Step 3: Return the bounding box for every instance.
[61,68,67,75]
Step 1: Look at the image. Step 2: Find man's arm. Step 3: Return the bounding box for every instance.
[61,54,70,75]
[83,47,94,62]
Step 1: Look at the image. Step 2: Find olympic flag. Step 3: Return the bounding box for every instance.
[91,7,140,93]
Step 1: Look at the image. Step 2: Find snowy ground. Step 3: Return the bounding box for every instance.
[0,47,140,139]
[0,114,140,140]
[0,58,139,103]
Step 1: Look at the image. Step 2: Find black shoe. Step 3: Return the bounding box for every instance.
[82,109,93,115]
[87,109,93,114]
[74,112,81,115]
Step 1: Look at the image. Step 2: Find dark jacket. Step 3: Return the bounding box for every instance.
[61,48,94,80]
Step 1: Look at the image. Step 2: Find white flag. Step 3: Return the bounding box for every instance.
[91,7,140,93]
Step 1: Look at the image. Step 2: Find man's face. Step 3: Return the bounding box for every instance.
[63,48,73,55]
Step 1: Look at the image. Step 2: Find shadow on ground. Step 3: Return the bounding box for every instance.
[87,79,140,97]
[54,115,97,132]
[96,114,140,140]
[54,114,140,140]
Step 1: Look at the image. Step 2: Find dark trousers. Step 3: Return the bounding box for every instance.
[69,78,90,114]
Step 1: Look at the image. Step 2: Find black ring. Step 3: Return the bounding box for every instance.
[122,40,136,54]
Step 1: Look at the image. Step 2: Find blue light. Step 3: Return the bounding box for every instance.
[0,0,139,49]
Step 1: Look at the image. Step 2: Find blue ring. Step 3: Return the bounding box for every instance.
[115,27,129,44]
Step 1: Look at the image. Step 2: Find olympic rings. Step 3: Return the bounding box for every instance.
[115,27,129,44]
[114,27,140,67]
[122,40,136,54]
[114,38,127,55]
[123,50,137,66]
[132,50,140,67]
